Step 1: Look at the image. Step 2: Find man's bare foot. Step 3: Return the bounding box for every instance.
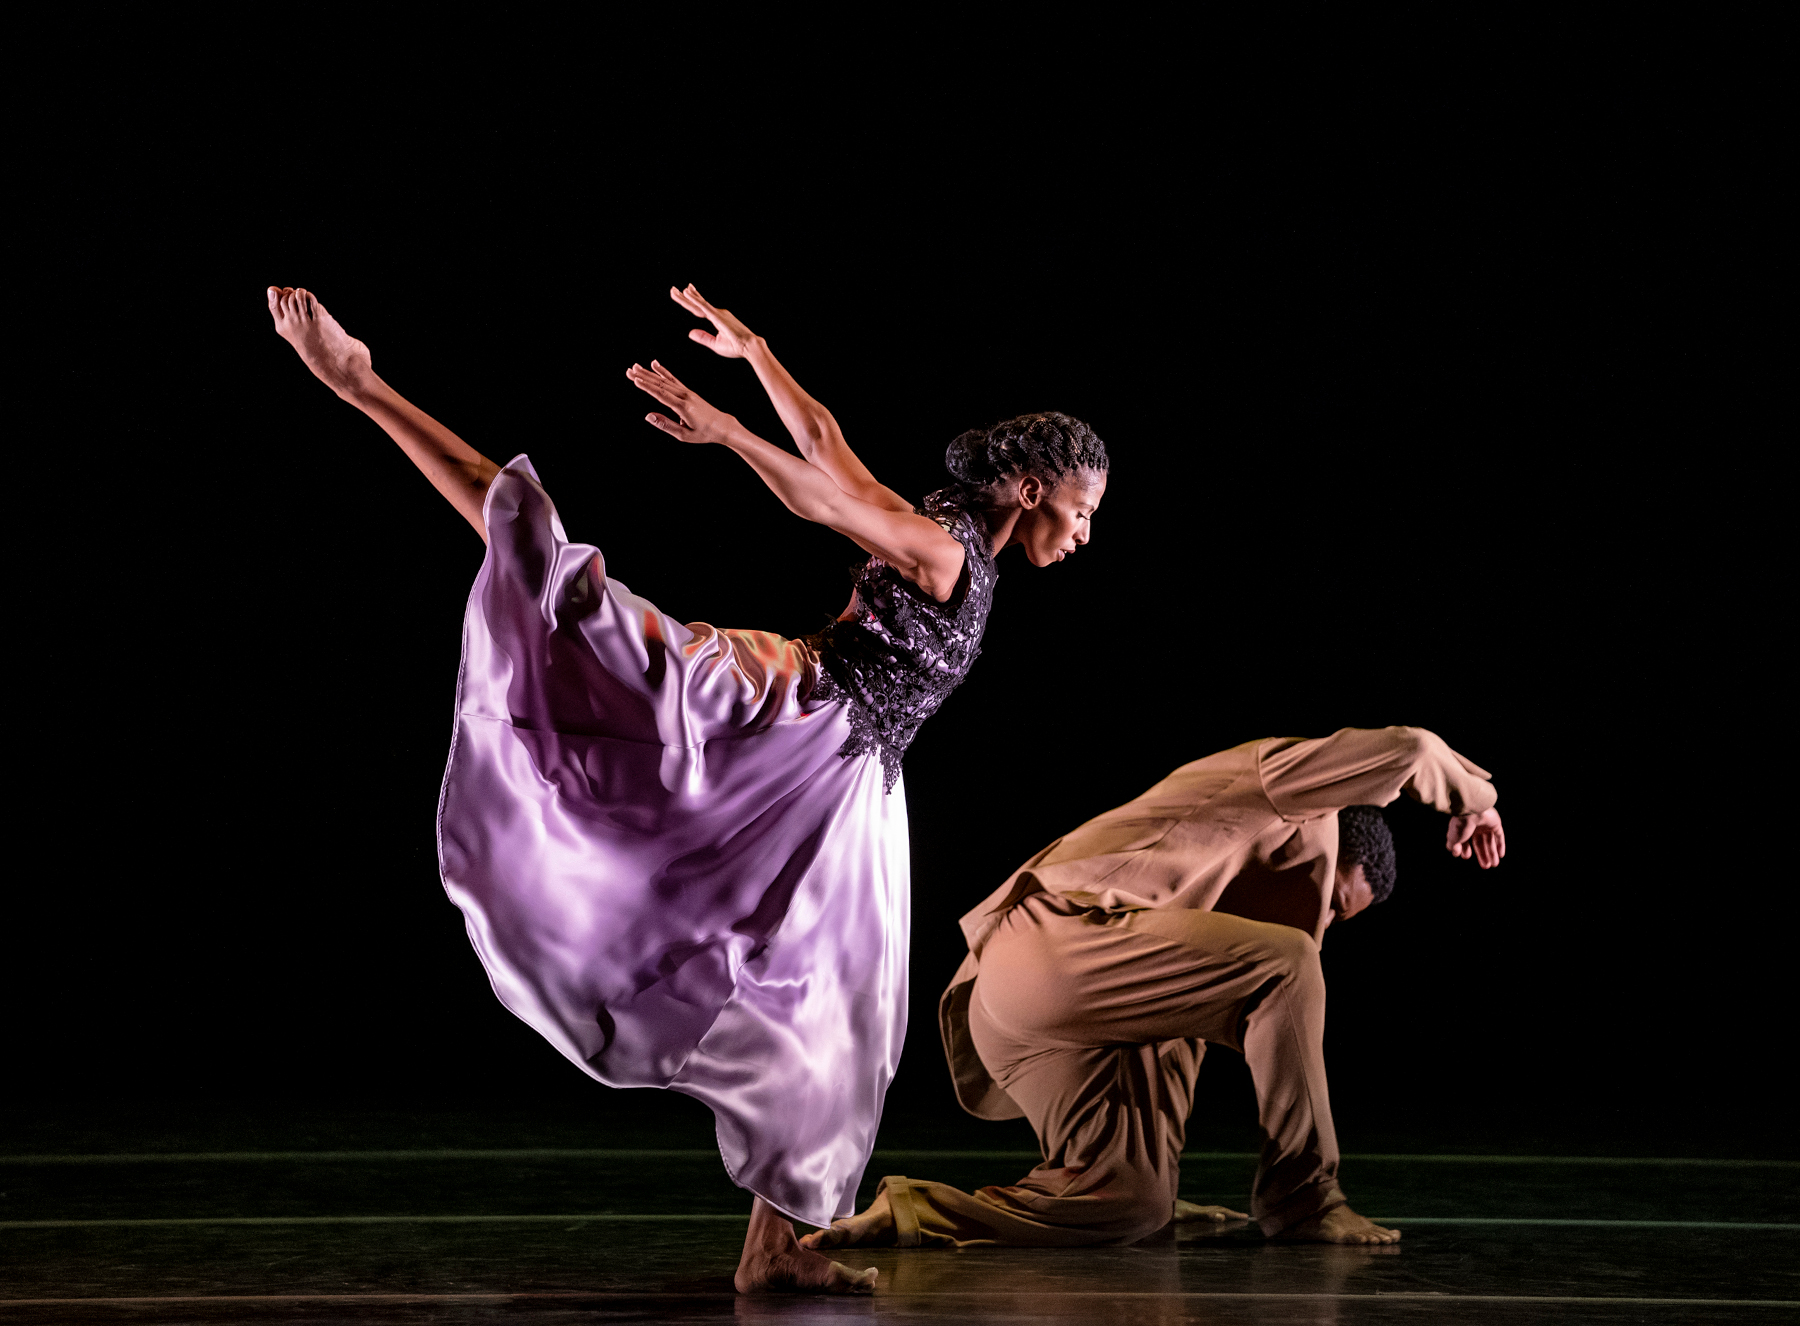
[1275,1204,1400,1245]
[736,1196,876,1295]
[1174,1198,1250,1224]
[799,1187,894,1249]
[266,286,374,398]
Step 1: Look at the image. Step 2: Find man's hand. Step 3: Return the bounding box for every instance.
[1173,1199,1249,1224]
[1446,808,1505,868]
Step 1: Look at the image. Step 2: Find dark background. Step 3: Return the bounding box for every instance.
[12,31,1785,1160]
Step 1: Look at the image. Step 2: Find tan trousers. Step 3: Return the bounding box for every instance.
[884,895,1345,1246]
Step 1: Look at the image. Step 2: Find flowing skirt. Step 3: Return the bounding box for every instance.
[436,457,909,1226]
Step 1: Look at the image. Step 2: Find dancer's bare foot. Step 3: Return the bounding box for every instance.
[266,286,374,398]
[736,1197,876,1295]
[1276,1204,1400,1244]
[799,1187,894,1249]
[1174,1198,1250,1224]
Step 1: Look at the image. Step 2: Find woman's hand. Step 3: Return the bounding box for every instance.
[671,284,760,359]
[1446,808,1506,868]
[627,360,739,446]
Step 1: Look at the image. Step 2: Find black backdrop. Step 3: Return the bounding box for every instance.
[14,42,1785,1158]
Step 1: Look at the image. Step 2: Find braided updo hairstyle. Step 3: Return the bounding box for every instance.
[1338,805,1397,905]
[942,412,1108,509]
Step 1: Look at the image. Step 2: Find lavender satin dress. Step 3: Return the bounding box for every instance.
[437,458,995,1226]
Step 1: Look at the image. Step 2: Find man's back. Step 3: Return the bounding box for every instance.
[943,726,1496,1118]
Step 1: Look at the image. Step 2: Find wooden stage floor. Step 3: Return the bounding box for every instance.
[3,1115,1795,1323]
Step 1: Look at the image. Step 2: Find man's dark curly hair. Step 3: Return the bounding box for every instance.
[1338,805,1397,904]
[943,411,1108,507]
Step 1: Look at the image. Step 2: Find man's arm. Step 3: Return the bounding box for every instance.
[1259,727,1497,820]
[1261,727,1505,868]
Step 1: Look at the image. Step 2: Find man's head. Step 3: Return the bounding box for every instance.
[1329,805,1397,926]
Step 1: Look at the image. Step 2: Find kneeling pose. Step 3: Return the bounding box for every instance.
[805,726,1504,1250]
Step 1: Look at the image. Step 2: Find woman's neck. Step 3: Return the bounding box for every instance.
[981,503,1024,555]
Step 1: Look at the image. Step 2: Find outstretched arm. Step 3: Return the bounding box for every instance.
[670,285,914,513]
[267,287,500,542]
[627,360,965,601]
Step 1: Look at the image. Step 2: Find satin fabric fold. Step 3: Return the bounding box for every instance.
[437,457,908,1225]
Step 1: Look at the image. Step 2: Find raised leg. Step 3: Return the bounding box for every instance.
[265,286,500,541]
[735,1195,877,1295]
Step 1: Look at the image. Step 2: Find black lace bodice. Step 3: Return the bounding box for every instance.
[805,490,998,791]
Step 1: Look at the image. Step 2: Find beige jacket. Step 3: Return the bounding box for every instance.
[938,726,1497,1119]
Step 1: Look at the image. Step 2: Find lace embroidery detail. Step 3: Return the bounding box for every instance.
[804,490,998,792]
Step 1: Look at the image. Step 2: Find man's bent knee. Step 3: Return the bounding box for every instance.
[1254,925,1321,980]
[1237,928,1325,1034]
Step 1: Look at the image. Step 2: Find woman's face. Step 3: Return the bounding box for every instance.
[1018,469,1107,567]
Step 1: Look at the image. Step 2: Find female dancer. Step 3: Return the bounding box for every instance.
[265,282,1108,1294]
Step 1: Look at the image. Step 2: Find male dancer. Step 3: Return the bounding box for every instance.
[804,726,1504,1250]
